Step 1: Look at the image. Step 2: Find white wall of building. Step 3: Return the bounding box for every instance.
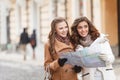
[71,0,80,21]
[93,0,102,32]
[0,1,10,45]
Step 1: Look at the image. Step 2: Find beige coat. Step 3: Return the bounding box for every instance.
[44,39,78,80]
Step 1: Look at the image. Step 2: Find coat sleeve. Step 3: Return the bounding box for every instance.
[94,34,115,65]
[44,42,60,71]
[100,39,115,65]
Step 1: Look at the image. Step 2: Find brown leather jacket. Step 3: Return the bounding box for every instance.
[44,39,78,80]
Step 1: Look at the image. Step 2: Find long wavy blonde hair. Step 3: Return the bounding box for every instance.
[48,17,70,54]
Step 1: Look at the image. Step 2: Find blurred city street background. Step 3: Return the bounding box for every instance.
[0,43,120,80]
[0,0,120,80]
[0,43,45,80]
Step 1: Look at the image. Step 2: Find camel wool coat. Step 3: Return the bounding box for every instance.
[44,39,78,80]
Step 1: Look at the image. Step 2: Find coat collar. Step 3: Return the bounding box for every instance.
[90,33,109,47]
[54,39,73,53]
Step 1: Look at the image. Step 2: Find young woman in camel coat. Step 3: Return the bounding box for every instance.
[44,17,81,80]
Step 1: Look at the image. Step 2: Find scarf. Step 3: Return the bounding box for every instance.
[55,34,70,45]
[79,34,93,47]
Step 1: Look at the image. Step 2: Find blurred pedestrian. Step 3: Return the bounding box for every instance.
[19,28,30,60]
[44,17,82,80]
[30,29,37,60]
[71,16,116,80]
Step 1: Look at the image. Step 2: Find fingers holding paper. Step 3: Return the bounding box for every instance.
[99,53,109,62]
[99,53,113,66]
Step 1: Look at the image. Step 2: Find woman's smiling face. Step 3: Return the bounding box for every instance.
[77,21,89,37]
[55,21,68,38]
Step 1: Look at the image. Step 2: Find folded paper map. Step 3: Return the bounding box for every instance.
[60,49,106,68]
[60,35,112,68]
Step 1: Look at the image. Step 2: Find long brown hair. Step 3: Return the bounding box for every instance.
[48,17,70,54]
[71,16,100,48]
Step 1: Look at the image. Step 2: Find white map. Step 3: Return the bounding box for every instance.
[60,36,108,68]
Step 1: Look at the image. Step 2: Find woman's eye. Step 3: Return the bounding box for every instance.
[77,26,82,29]
[59,27,63,30]
[65,26,68,28]
[84,25,88,28]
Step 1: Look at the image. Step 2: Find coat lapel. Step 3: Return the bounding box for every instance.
[54,39,73,53]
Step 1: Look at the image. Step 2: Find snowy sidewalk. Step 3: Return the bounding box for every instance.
[0,43,44,66]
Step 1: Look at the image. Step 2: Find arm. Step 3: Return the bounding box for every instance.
[44,43,61,71]
[75,45,84,51]
[99,39,115,65]
[19,34,22,44]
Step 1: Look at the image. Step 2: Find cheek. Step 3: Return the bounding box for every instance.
[77,30,81,36]
[56,29,61,34]
[77,29,82,34]
[86,27,89,32]
[66,28,69,32]
[57,30,62,34]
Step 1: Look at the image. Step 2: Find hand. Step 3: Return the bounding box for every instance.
[72,65,82,73]
[58,58,67,67]
[75,45,83,51]
[99,53,108,62]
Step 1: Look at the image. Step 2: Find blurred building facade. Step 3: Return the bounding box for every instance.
[0,0,119,56]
